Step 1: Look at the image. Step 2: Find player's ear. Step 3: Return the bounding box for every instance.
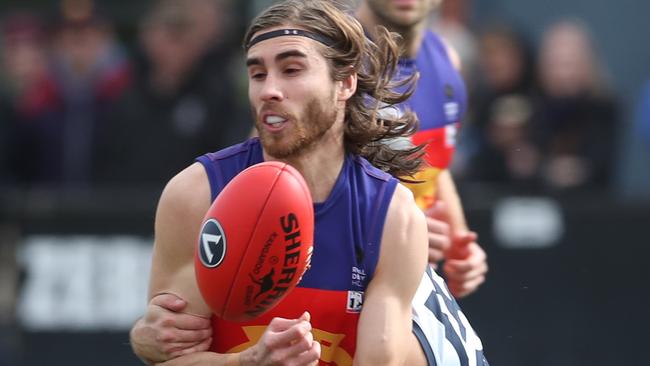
[337,70,357,102]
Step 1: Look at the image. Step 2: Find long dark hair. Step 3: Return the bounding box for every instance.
[244,0,423,179]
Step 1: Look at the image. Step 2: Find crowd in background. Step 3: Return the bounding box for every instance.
[0,0,251,194]
[0,0,644,197]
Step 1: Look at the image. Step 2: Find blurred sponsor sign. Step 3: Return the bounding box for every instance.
[493,197,564,249]
[17,236,152,331]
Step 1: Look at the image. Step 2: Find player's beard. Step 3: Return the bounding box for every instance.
[254,95,337,159]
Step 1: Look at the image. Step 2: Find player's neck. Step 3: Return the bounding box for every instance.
[263,123,345,204]
[355,5,427,59]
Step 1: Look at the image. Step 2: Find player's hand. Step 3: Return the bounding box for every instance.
[243,311,321,366]
[130,293,213,363]
[443,232,488,298]
[424,201,451,267]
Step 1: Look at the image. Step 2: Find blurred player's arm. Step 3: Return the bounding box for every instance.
[436,169,467,232]
[131,163,216,365]
[437,38,489,298]
[437,166,488,298]
[354,185,429,366]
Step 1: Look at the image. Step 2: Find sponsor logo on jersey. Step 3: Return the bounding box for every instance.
[198,219,226,268]
[444,101,460,123]
[347,291,364,313]
[445,123,457,148]
[351,266,366,288]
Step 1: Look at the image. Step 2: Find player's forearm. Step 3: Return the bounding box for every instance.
[155,351,248,366]
[436,169,468,232]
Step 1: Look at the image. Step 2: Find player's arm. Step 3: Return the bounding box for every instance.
[131,163,218,364]
[437,168,488,298]
[354,185,429,366]
[436,169,467,232]
[437,38,489,298]
[156,312,320,366]
[132,163,320,366]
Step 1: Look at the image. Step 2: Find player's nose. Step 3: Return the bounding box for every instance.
[259,74,284,102]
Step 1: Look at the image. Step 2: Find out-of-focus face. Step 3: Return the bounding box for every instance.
[366,0,440,29]
[539,22,596,97]
[480,32,524,91]
[55,24,108,75]
[2,34,48,90]
[246,26,341,159]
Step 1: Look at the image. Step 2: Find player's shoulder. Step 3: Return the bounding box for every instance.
[351,154,394,182]
[157,162,211,221]
[391,183,420,210]
[427,28,462,72]
[385,184,427,240]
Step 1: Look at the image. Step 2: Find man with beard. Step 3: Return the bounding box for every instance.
[356,0,488,298]
[130,1,487,365]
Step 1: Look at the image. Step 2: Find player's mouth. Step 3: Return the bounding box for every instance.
[392,0,418,10]
[262,113,289,132]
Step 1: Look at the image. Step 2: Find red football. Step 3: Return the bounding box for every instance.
[195,161,314,322]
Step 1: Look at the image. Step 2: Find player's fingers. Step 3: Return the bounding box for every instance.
[150,293,187,312]
[454,230,478,245]
[444,244,487,273]
[172,313,212,330]
[299,311,311,322]
[276,326,314,359]
[159,339,201,355]
[428,231,451,252]
[444,258,488,281]
[426,216,450,237]
[449,275,485,298]
[428,247,445,264]
[425,200,448,221]
[268,320,311,348]
[291,340,321,366]
[165,328,212,343]
[267,316,304,333]
[170,337,213,358]
[445,266,485,289]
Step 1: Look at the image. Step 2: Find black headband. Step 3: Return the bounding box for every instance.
[246,28,335,50]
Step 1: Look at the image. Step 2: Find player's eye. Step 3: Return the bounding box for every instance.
[250,72,267,80]
[284,67,301,76]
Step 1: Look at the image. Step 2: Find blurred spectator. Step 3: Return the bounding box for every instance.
[99,0,250,188]
[533,19,619,191]
[464,95,541,188]
[1,1,131,190]
[637,81,650,150]
[455,22,538,183]
[0,98,11,187]
[0,12,53,187]
[431,0,478,84]
[471,23,536,129]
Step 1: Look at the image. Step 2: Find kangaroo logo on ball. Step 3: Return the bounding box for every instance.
[199,219,226,268]
[250,268,276,300]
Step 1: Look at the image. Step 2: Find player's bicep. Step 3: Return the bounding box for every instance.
[355,185,428,365]
[148,163,213,317]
